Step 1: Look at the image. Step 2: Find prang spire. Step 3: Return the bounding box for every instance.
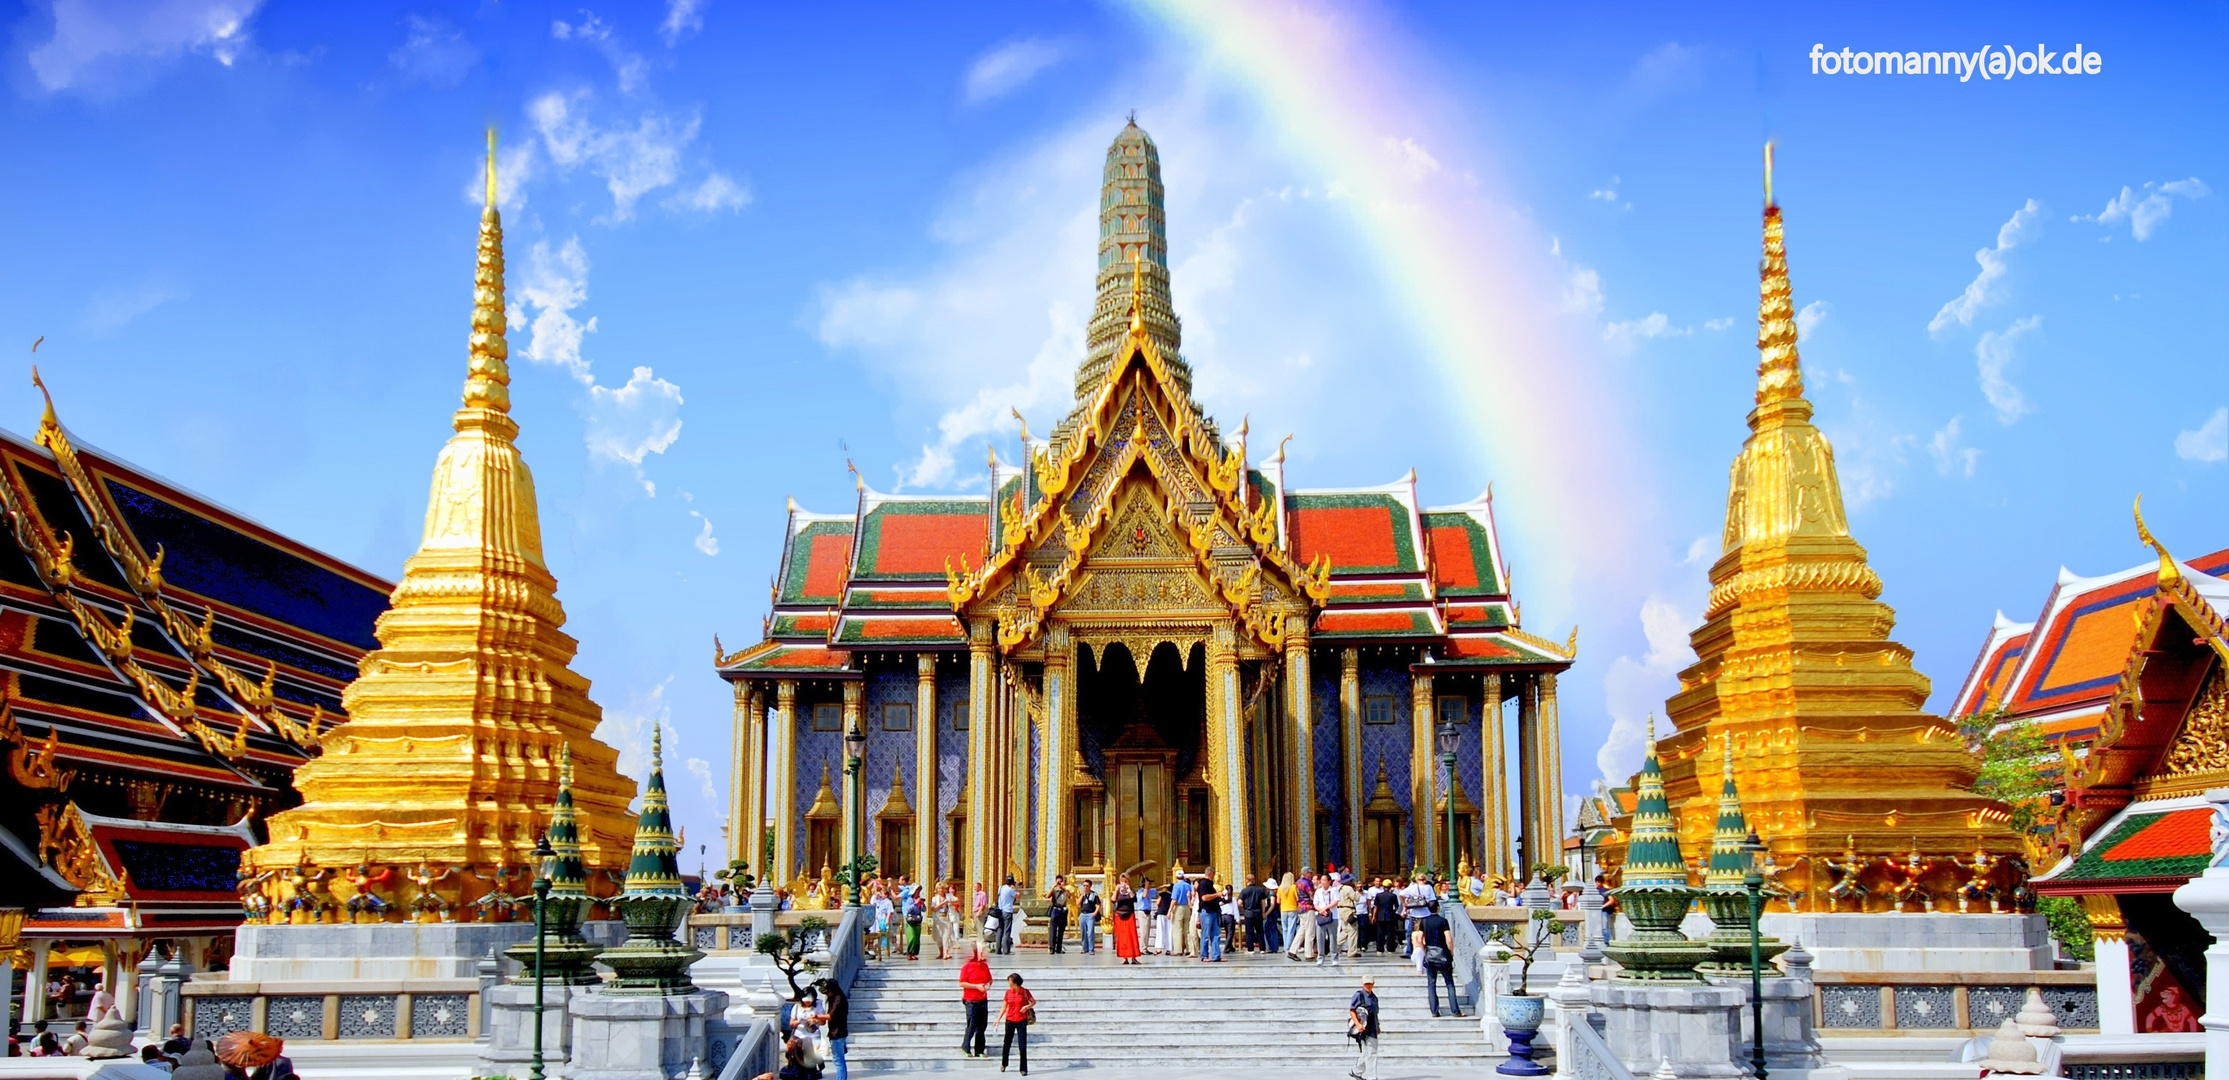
[463,128,513,418]
[1076,118,1189,402]
[1755,141,1804,410]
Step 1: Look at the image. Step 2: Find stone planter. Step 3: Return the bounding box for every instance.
[1494,994,1550,1076]
[1604,884,1710,980]
[1698,887,1787,975]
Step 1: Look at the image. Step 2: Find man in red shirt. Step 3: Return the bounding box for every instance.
[958,944,993,1058]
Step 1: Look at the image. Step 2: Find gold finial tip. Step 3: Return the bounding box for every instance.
[484,127,498,209]
[2134,495,2180,582]
[1763,140,1776,208]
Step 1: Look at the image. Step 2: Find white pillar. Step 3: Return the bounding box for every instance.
[2172,791,2229,1078]
[2095,934,2136,1035]
[26,941,49,1026]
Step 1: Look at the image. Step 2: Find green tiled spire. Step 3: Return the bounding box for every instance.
[601,726,702,995]
[505,743,604,985]
[1622,716,1690,887]
[1704,740,1752,889]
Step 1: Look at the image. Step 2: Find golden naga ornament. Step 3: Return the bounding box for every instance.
[244,131,635,917]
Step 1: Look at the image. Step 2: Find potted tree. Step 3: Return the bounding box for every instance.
[1490,907,1558,1076]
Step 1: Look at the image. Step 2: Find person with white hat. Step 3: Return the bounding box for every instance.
[1347,976,1380,1080]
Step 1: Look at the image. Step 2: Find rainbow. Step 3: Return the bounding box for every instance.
[1128,0,1654,613]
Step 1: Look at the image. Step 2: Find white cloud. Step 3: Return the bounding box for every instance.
[1588,177,1621,202]
[684,756,718,802]
[2176,407,2227,464]
[659,0,705,47]
[511,237,685,491]
[665,172,752,213]
[1681,536,1713,565]
[1795,300,1830,339]
[1599,595,1697,784]
[1928,416,1980,477]
[689,511,720,555]
[1975,316,2040,424]
[1702,316,1735,331]
[593,677,675,783]
[588,366,685,472]
[964,38,1066,102]
[1929,199,2045,334]
[81,282,184,335]
[1603,312,1691,345]
[27,0,263,92]
[1627,41,1704,97]
[530,90,700,221]
[2076,178,2211,241]
[551,10,647,94]
[1384,137,1441,182]
[388,13,477,89]
[1559,264,1604,317]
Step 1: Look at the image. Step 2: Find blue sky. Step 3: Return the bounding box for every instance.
[3,0,2223,868]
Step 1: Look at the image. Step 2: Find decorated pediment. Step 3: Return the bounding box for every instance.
[945,266,1327,654]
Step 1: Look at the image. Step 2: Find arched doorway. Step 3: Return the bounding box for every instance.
[1077,640,1206,879]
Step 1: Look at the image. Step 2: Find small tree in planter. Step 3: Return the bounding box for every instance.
[1486,907,1560,1077]
[757,915,832,997]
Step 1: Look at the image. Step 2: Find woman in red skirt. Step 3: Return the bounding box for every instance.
[1111,873,1141,964]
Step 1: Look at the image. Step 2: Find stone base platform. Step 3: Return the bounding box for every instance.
[1757,913,2050,973]
[231,920,628,981]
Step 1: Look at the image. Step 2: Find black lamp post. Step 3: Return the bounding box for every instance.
[1741,830,1769,1080]
[845,722,868,908]
[1436,715,1461,894]
[529,832,556,1080]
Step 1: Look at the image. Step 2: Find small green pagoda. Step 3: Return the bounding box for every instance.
[507,744,605,985]
[1606,716,1710,980]
[599,727,702,995]
[1698,740,1788,975]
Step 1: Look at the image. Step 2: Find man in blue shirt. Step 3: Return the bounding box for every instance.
[995,877,1019,955]
[1168,875,1195,957]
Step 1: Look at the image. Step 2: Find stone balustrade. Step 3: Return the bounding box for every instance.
[1810,969,2098,1034]
[179,978,481,1042]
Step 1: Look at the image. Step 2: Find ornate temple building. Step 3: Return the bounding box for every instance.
[0,380,390,985]
[2030,513,2225,1034]
[718,121,1575,895]
[1636,152,2025,910]
[241,138,637,916]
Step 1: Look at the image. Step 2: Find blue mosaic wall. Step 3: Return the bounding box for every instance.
[1357,659,1414,866]
[792,689,844,873]
[861,668,917,869]
[936,669,969,882]
[1311,665,1345,864]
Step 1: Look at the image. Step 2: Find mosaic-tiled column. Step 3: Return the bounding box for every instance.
[1485,673,1508,881]
[1410,667,1436,873]
[840,681,864,886]
[915,654,939,883]
[1207,629,1248,879]
[967,624,994,892]
[1341,648,1362,872]
[1041,628,1072,892]
[772,681,798,883]
[1283,619,1313,871]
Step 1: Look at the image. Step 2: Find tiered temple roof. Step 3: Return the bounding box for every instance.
[1948,545,2229,744]
[0,395,390,912]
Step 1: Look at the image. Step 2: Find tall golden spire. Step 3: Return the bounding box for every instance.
[1654,146,2021,910]
[248,131,636,909]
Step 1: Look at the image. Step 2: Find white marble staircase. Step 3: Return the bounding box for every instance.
[841,948,1505,1072]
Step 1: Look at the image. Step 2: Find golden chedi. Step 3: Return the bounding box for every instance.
[1656,145,2022,912]
[248,134,634,916]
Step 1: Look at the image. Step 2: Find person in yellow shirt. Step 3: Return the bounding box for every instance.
[1278,872,1303,960]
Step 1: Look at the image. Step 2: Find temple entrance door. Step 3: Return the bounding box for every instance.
[1109,750,1174,878]
[1079,640,1206,880]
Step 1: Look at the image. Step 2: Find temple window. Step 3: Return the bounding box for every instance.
[881,702,912,731]
[1364,695,1396,725]
[811,703,841,731]
[950,694,969,730]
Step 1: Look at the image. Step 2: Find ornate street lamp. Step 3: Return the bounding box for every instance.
[1741,830,1769,1080]
[845,721,868,908]
[1436,715,1461,894]
[530,832,556,1080]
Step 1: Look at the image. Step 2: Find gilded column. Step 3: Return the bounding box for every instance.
[728,682,756,870]
[1041,628,1072,892]
[841,680,864,879]
[1542,673,1564,862]
[1207,628,1249,879]
[1340,648,1362,872]
[1485,673,1507,880]
[1410,668,1436,873]
[772,680,798,883]
[1282,619,1314,872]
[1517,675,1539,877]
[967,624,993,892]
[915,654,938,883]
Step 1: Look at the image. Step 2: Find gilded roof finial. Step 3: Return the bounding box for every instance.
[1010,406,1031,444]
[1763,140,1775,209]
[30,366,57,435]
[461,127,513,417]
[1754,143,1804,409]
[2133,495,2180,584]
